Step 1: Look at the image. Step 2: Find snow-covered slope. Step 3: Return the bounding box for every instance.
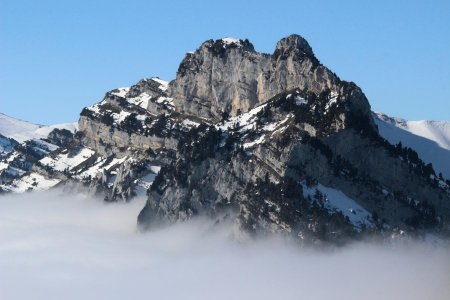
[0,112,78,191]
[374,112,450,178]
[0,113,77,143]
[0,113,43,143]
[302,182,374,231]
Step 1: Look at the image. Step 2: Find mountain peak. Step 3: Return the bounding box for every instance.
[172,34,353,121]
[198,37,256,54]
[221,37,244,47]
[274,34,315,59]
[216,37,254,50]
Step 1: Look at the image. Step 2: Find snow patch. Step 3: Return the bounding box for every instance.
[302,182,373,230]
[221,37,242,47]
[181,119,201,129]
[150,78,169,91]
[76,156,128,180]
[2,173,60,193]
[111,87,130,97]
[39,148,96,172]
[294,95,307,106]
[243,135,265,149]
[263,115,291,132]
[217,104,267,132]
[325,91,339,112]
[127,93,152,110]
[149,165,161,173]
[155,96,174,109]
[134,169,159,196]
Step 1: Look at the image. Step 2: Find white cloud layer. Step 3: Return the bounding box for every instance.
[0,189,449,300]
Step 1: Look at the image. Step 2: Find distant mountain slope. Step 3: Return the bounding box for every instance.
[0,112,78,190]
[0,113,77,143]
[374,112,450,178]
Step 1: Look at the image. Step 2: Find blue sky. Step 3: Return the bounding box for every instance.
[1,0,449,124]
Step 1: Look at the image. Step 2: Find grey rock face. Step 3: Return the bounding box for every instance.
[78,77,178,157]
[170,34,370,124]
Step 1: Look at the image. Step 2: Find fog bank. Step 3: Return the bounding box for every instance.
[0,190,449,300]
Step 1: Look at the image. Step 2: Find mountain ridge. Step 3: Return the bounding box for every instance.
[0,112,77,143]
[374,112,450,178]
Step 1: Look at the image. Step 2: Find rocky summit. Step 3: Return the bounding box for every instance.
[1,34,449,244]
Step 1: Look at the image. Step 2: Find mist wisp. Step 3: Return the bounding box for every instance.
[0,189,449,300]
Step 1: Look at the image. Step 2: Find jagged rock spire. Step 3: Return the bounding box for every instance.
[274,34,315,59]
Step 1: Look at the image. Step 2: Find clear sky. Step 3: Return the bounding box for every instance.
[1,0,449,124]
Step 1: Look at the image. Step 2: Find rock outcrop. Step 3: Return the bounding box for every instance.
[47,128,74,147]
[170,35,371,124]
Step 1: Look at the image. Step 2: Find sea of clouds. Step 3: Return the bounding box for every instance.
[0,189,449,300]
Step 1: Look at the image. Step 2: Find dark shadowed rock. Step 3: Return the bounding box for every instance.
[47,128,74,147]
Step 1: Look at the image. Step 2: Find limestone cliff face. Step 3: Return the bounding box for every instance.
[170,35,371,123]
[77,77,178,157]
